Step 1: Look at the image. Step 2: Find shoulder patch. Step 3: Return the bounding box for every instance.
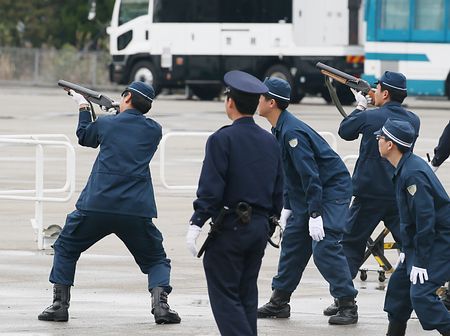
[288,138,298,148]
[407,184,417,196]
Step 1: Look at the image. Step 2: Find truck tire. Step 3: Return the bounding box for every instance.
[264,64,304,104]
[130,61,162,96]
[191,85,222,101]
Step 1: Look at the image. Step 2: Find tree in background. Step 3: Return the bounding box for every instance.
[0,0,115,50]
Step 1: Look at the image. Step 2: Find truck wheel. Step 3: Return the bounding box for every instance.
[130,61,162,96]
[264,64,304,104]
[191,85,222,101]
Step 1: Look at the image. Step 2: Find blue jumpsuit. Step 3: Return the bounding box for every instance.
[50,108,172,292]
[384,152,450,333]
[338,102,420,278]
[271,110,357,299]
[191,117,283,336]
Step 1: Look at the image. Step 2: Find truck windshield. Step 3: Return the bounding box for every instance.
[119,0,149,26]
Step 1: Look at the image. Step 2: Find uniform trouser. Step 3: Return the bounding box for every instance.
[50,210,172,293]
[272,200,357,299]
[384,262,450,333]
[342,197,401,279]
[203,214,268,336]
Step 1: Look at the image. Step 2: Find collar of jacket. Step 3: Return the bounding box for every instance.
[393,151,413,178]
[232,116,255,125]
[271,109,289,136]
[122,108,143,116]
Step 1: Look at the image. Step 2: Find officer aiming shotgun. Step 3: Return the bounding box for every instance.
[58,80,120,119]
[316,62,375,118]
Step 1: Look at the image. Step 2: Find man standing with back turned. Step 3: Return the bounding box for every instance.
[257,77,358,325]
[186,70,283,336]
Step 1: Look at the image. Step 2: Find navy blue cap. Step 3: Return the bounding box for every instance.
[126,81,155,102]
[224,70,268,95]
[376,71,407,92]
[263,77,291,101]
[374,119,415,148]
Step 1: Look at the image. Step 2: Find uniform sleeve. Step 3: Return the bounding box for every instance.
[285,130,322,215]
[271,156,284,217]
[338,109,367,141]
[76,110,100,148]
[404,172,436,269]
[283,187,291,210]
[190,133,229,227]
[432,121,450,167]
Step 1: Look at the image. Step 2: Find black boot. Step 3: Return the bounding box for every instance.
[385,320,407,336]
[323,298,339,316]
[38,284,70,322]
[328,296,358,325]
[257,289,291,318]
[440,329,450,336]
[150,287,181,324]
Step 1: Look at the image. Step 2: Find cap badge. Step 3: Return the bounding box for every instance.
[407,184,417,196]
[289,138,298,148]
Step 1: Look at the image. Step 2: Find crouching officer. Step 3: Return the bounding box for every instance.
[186,70,283,336]
[257,77,358,325]
[38,82,180,324]
[377,119,450,336]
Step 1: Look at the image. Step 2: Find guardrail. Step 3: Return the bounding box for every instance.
[0,134,76,249]
[159,131,338,190]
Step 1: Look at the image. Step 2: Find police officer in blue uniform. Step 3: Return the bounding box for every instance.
[430,121,450,172]
[185,70,283,336]
[376,119,450,336]
[38,82,181,324]
[329,72,421,315]
[257,77,358,325]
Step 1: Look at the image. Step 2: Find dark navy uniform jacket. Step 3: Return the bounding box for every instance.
[339,102,420,200]
[432,121,450,167]
[75,108,161,218]
[191,117,283,227]
[273,110,352,216]
[394,152,450,281]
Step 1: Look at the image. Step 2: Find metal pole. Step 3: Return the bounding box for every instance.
[35,143,44,249]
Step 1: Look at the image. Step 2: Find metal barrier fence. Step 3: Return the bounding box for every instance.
[159,131,338,190]
[0,134,76,249]
[0,47,113,88]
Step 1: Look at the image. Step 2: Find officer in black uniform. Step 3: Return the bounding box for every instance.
[38,82,180,325]
[186,70,283,336]
[328,72,420,316]
[257,77,358,325]
[377,119,450,336]
[430,121,450,172]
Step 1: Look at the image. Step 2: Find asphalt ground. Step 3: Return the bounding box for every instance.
[0,86,449,335]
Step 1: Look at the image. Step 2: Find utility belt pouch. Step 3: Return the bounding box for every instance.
[235,202,252,224]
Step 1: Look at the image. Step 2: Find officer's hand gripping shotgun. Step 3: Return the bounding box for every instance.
[316,62,375,118]
[58,80,120,119]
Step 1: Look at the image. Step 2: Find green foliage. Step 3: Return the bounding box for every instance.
[0,0,115,50]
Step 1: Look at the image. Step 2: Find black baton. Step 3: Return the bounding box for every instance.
[197,206,229,258]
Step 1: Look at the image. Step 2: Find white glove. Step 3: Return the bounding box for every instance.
[279,208,292,231]
[308,216,325,242]
[186,224,202,257]
[410,266,429,285]
[69,89,89,106]
[395,252,405,269]
[350,88,367,110]
[428,161,439,173]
